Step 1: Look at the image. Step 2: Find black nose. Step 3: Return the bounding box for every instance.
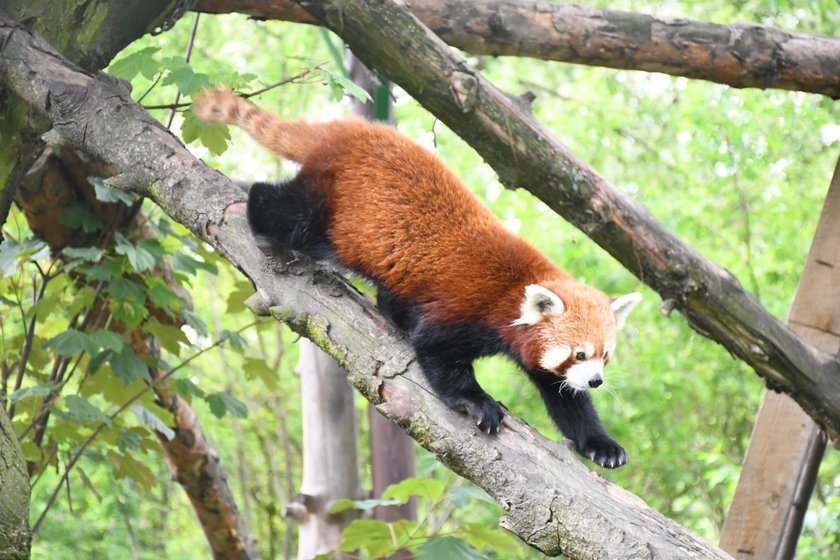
[589,377,603,388]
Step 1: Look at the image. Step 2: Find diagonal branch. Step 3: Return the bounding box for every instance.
[291,0,840,437]
[0,8,731,558]
[195,0,840,98]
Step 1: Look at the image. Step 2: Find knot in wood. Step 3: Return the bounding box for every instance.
[449,70,478,113]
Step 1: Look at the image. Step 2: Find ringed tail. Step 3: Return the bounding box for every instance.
[193,88,325,163]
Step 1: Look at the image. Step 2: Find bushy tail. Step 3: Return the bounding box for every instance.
[193,88,325,162]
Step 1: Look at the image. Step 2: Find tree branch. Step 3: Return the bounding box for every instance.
[194,0,840,98]
[0,8,732,558]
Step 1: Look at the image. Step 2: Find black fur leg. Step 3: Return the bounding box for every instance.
[376,288,421,333]
[411,321,505,433]
[247,177,335,261]
[527,369,627,468]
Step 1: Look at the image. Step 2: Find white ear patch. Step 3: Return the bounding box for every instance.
[512,284,564,326]
[540,344,571,371]
[611,292,642,330]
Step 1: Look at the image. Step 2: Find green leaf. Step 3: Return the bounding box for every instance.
[161,59,211,95]
[109,276,147,302]
[182,110,231,155]
[109,299,148,328]
[461,524,521,556]
[107,450,157,494]
[63,395,112,426]
[145,277,186,314]
[108,46,161,81]
[0,238,47,277]
[116,430,143,454]
[182,309,208,337]
[381,477,446,504]
[60,201,102,233]
[7,384,56,405]
[226,280,253,313]
[131,404,175,441]
[328,497,401,514]
[206,392,248,419]
[338,519,416,559]
[44,330,98,357]
[62,246,104,262]
[242,357,279,391]
[90,329,125,352]
[172,250,218,276]
[417,537,486,560]
[447,485,496,508]
[109,345,151,385]
[143,320,188,355]
[220,329,247,352]
[318,68,372,103]
[175,377,206,399]
[90,175,135,205]
[115,233,157,272]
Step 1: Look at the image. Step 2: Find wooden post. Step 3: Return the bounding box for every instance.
[720,154,840,558]
[290,338,361,560]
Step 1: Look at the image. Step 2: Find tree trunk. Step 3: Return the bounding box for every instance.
[289,339,360,559]
[0,406,29,560]
[195,0,840,98]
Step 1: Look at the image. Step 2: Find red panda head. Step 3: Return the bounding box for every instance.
[511,282,641,392]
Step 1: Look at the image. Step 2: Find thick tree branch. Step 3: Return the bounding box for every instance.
[195,0,840,98]
[0,9,731,558]
[289,0,840,437]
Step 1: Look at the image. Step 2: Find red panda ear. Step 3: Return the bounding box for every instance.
[512,284,564,326]
[611,292,642,329]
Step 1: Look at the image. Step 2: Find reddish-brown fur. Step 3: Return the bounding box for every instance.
[194,89,617,371]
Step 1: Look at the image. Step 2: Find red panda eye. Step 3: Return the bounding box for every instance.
[575,351,586,361]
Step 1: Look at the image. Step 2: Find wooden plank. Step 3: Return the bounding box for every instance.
[720,154,840,559]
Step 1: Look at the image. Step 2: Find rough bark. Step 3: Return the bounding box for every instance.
[0,0,174,233]
[290,339,360,560]
[195,0,840,98]
[0,10,734,557]
[0,406,29,560]
[290,0,840,439]
[16,150,256,560]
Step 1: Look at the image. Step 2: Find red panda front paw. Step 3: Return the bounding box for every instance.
[578,435,627,469]
[453,395,504,434]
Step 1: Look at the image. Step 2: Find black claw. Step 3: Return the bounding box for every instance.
[578,435,627,469]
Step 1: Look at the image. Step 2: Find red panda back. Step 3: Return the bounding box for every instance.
[308,121,566,324]
[194,90,567,325]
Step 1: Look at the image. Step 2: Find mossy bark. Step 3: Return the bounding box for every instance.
[0,0,174,235]
[0,407,29,560]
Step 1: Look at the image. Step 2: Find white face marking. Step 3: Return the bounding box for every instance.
[563,359,605,392]
[583,342,594,359]
[605,340,616,357]
[540,344,571,371]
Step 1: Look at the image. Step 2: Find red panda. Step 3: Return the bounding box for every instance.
[194,89,641,469]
